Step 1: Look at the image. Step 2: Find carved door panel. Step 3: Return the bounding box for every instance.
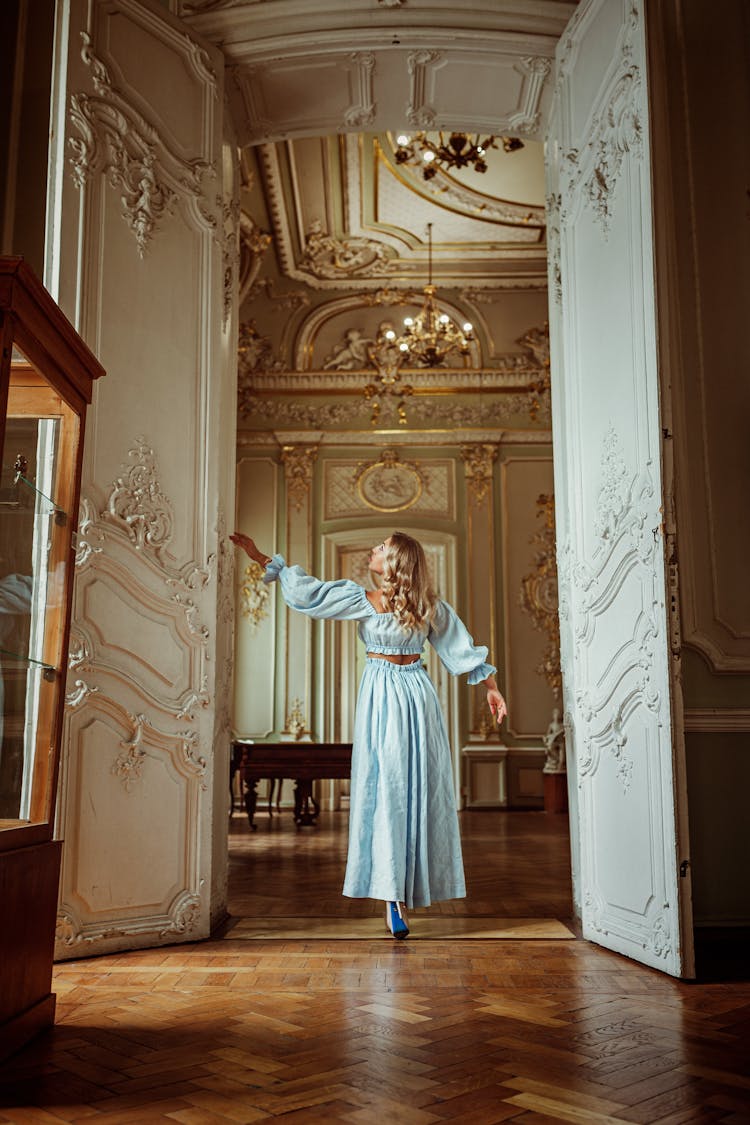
[547,0,694,975]
[46,0,236,957]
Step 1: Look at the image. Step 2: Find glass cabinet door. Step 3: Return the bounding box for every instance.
[0,349,79,831]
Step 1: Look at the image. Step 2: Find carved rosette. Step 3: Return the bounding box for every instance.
[519,494,561,700]
[461,444,498,505]
[105,438,175,557]
[68,34,216,257]
[281,445,318,513]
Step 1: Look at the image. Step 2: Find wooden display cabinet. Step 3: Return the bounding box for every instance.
[0,258,104,1061]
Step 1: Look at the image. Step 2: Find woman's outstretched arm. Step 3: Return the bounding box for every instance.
[230,532,271,568]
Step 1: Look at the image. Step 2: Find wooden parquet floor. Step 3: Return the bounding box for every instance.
[2,812,750,1124]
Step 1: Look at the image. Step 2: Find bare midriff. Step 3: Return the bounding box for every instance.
[367,652,421,665]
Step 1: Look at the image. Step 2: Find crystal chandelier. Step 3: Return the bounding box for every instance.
[390,223,473,368]
[394,131,524,180]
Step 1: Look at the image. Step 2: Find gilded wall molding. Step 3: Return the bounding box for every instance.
[239,561,270,630]
[281,445,319,512]
[461,443,498,505]
[68,33,216,257]
[519,494,561,701]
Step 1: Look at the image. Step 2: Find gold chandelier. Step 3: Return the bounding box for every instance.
[391,223,473,368]
[394,131,524,180]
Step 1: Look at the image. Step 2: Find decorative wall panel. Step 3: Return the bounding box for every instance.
[323,455,454,520]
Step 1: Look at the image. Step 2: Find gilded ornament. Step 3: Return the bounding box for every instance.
[519,493,562,700]
[239,561,270,631]
[461,444,498,505]
[353,449,424,513]
[284,698,307,740]
[281,445,318,512]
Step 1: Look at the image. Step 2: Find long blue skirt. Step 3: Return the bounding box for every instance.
[342,658,466,908]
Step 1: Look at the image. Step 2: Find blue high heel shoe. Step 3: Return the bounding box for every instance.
[385,901,409,939]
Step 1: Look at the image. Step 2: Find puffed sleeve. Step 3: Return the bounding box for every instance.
[428,600,496,684]
[263,555,369,621]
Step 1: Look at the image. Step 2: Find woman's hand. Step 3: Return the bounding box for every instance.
[487,688,507,726]
[229,532,270,568]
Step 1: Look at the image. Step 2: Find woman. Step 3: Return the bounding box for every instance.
[230,530,507,939]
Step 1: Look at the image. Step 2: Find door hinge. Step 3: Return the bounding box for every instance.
[679,859,690,877]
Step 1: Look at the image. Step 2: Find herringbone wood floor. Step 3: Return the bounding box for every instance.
[2,811,749,1124]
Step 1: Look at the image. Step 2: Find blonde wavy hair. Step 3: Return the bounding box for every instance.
[380,531,438,633]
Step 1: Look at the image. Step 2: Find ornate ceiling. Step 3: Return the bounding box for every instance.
[181,0,573,441]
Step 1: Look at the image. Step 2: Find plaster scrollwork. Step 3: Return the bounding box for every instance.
[418,174,545,230]
[163,892,202,937]
[461,444,498,505]
[281,445,319,513]
[215,509,235,629]
[74,496,105,568]
[648,911,671,960]
[594,426,631,540]
[112,714,148,793]
[299,219,394,280]
[508,56,553,135]
[104,438,175,560]
[406,50,440,129]
[220,195,241,327]
[238,321,286,379]
[68,33,216,258]
[345,52,376,128]
[564,64,643,236]
[238,212,273,305]
[545,192,562,306]
[240,395,364,428]
[66,679,99,709]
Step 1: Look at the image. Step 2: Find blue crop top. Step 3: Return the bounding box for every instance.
[263,555,496,686]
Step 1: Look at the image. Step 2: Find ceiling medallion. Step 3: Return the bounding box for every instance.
[394,131,524,180]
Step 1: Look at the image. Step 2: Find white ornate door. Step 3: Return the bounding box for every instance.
[547,0,694,975]
[46,0,237,957]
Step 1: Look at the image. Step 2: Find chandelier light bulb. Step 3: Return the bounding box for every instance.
[385,329,396,340]
[397,134,410,146]
[404,316,414,327]
[399,342,409,352]
[422,150,436,163]
[463,322,473,334]
[439,314,450,325]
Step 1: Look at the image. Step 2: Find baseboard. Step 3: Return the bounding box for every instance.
[0,993,56,1063]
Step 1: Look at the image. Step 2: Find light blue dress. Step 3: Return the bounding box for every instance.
[263,556,496,908]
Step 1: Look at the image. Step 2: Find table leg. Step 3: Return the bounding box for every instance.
[243,777,259,831]
[293,780,320,826]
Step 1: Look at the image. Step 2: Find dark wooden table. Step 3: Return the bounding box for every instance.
[233,741,353,829]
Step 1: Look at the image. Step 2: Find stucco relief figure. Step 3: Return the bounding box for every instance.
[542,707,566,774]
[323,328,371,370]
[230,529,507,940]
